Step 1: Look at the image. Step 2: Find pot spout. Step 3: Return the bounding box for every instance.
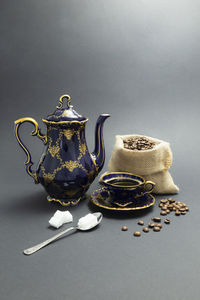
[91,114,110,173]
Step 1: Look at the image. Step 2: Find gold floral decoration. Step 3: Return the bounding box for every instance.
[64,160,79,172]
[63,129,75,140]
[79,143,87,155]
[48,145,60,158]
[43,172,55,183]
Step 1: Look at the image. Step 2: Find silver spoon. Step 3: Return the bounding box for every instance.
[23,212,103,255]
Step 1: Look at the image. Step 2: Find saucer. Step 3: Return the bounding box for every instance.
[90,188,155,211]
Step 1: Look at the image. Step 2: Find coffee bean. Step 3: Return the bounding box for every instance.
[121,226,128,231]
[152,217,161,222]
[166,209,170,214]
[179,208,186,212]
[143,227,149,233]
[163,204,169,208]
[168,198,175,203]
[133,231,141,237]
[164,218,170,224]
[168,204,174,211]
[175,210,181,216]
[162,206,168,211]
[160,210,167,216]
[181,211,186,215]
[148,222,155,228]
[160,199,168,204]
[174,204,180,210]
[155,223,162,229]
[153,226,161,232]
[185,207,189,211]
[138,220,144,225]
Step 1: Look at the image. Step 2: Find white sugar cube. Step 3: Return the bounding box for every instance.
[49,216,63,229]
[49,210,73,229]
[54,210,73,223]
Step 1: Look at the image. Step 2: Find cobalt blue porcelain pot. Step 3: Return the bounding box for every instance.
[14,94,110,206]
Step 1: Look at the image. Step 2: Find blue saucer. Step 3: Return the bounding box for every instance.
[90,188,155,211]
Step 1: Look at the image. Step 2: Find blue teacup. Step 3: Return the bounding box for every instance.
[99,172,155,207]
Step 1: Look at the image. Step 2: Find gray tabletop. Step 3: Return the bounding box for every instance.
[1,1,200,299]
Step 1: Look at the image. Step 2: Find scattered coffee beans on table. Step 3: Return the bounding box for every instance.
[123,137,156,151]
[148,222,155,228]
[164,219,170,224]
[143,227,149,233]
[152,217,161,222]
[133,231,141,237]
[155,223,162,229]
[138,220,144,225]
[121,226,128,231]
[153,226,161,232]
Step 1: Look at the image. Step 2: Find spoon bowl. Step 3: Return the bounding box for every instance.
[77,212,103,231]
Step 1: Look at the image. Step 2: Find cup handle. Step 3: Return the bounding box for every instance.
[143,181,155,195]
[135,181,155,198]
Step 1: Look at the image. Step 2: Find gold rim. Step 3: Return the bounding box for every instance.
[99,171,146,188]
[42,119,88,125]
[90,188,155,211]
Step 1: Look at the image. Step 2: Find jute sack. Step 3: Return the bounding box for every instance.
[108,135,179,194]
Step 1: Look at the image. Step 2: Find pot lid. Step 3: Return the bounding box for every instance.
[43,94,88,123]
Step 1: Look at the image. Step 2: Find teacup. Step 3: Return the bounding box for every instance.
[99,172,155,207]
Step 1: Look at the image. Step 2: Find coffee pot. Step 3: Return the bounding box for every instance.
[14,94,110,206]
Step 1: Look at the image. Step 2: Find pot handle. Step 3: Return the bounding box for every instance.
[14,117,47,183]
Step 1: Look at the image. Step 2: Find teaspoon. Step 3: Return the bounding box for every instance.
[23,212,103,255]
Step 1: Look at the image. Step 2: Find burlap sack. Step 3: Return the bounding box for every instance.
[108,135,179,194]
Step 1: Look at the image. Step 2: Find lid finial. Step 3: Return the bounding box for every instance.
[56,94,71,109]
[43,93,87,123]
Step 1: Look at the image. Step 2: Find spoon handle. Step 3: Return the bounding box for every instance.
[23,226,76,255]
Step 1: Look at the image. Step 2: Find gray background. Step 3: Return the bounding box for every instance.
[1,0,200,299]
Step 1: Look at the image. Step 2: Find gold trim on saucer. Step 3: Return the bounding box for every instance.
[113,202,133,208]
[90,188,155,211]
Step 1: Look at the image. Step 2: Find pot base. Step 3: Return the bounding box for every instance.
[47,195,82,206]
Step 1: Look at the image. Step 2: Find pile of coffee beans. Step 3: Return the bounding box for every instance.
[123,137,156,151]
[159,198,189,216]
